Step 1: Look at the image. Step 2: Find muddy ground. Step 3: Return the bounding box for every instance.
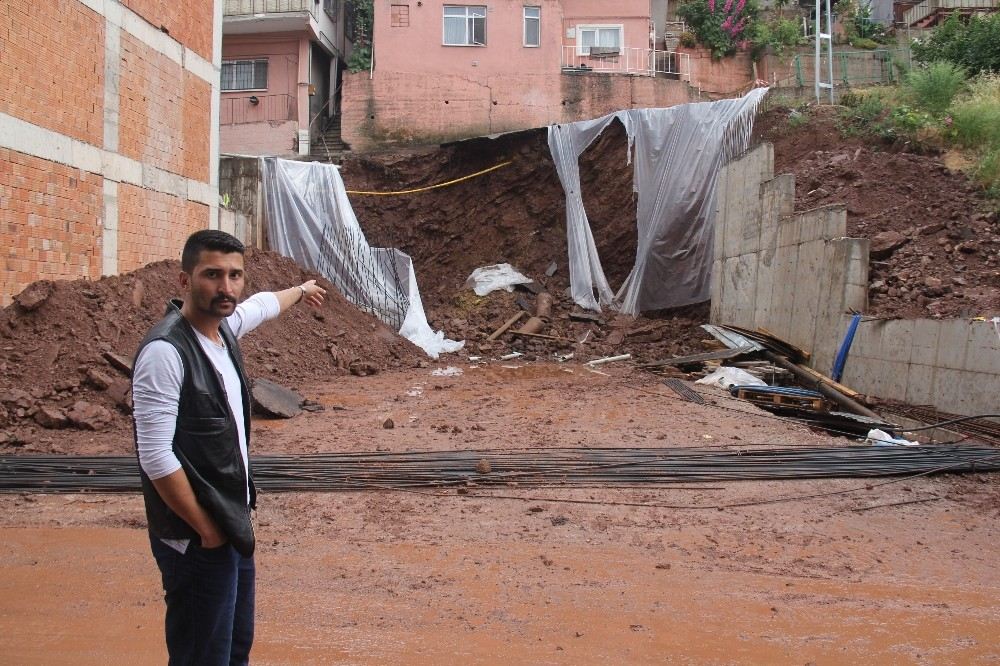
[2,99,1000,662]
[2,365,1000,663]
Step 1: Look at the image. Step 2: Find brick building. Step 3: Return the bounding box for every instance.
[0,0,222,305]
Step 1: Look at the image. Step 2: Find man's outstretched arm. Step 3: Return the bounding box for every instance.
[274,279,326,312]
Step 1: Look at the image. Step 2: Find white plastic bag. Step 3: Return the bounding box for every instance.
[464,264,532,296]
[866,429,919,447]
[695,367,767,390]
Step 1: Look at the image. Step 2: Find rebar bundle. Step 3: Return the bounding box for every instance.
[1,446,998,494]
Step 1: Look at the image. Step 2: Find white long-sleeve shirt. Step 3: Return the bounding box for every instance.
[133,292,281,497]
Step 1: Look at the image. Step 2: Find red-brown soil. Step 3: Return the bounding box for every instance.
[757,104,1000,319]
[0,249,422,454]
[2,366,999,662]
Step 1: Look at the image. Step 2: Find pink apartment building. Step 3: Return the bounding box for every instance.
[340,0,700,149]
[220,0,349,157]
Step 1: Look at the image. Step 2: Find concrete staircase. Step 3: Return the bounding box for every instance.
[314,114,350,163]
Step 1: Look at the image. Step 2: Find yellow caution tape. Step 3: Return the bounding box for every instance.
[345,160,512,196]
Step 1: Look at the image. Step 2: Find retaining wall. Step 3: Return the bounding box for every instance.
[712,144,1000,417]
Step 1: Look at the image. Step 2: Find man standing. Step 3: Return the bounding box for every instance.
[133,230,325,665]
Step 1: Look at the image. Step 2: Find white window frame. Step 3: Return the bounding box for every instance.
[221,59,268,92]
[442,5,487,46]
[575,24,623,56]
[523,6,540,47]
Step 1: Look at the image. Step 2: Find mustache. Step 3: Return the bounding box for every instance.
[212,296,236,305]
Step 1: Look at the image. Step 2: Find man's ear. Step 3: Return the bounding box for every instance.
[179,271,190,291]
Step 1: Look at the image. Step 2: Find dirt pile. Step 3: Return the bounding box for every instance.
[757,104,1000,319]
[340,121,709,363]
[0,249,423,453]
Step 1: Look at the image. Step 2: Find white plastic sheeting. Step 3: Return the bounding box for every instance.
[548,88,769,314]
[261,157,464,359]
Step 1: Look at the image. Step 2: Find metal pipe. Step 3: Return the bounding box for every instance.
[763,352,882,420]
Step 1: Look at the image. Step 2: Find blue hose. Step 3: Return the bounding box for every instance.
[831,314,862,383]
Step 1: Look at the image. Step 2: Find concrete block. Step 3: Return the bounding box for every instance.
[184,49,217,86]
[931,369,1000,416]
[103,25,121,153]
[852,320,883,363]
[788,239,824,352]
[821,205,847,239]
[766,242,799,337]
[753,248,775,329]
[878,319,914,363]
[714,168,730,260]
[909,319,941,367]
[904,362,936,406]
[963,321,1000,375]
[934,319,971,370]
[777,212,801,248]
[878,359,911,400]
[844,356,888,398]
[143,166,187,199]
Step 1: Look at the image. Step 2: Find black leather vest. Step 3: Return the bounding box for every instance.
[133,299,257,556]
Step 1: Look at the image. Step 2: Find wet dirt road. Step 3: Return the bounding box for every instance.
[2,364,999,664]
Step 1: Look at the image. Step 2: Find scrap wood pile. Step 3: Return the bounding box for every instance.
[0,249,424,453]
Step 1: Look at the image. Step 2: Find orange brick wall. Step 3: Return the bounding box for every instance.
[0,0,105,147]
[116,183,209,273]
[119,32,211,181]
[121,0,214,61]
[0,148,103,303]
[183,73,212,182]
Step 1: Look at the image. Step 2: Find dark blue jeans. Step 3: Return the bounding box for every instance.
[149,535,255,666]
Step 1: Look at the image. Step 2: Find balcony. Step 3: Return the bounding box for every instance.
[223,0,316,34]
[903,0,998,27]
[224,0,315,16]
[561,46,691,81]
[220,94,295,126]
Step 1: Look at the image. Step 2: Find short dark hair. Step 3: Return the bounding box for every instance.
[181,230,245,272]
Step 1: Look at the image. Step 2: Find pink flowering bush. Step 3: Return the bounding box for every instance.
[678,0,759,59]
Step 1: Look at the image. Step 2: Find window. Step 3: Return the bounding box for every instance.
[221,59,268,91]
[523,6,540,47]
[323,0,340,21]
[576,24,622,55]
[443,5,486,46]
[391,4,409,27]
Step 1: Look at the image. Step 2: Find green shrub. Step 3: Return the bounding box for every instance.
[680,31,698,48]
[974,148,1000,194]
[750,17,803,57]
[949,102,1000,149]
[849,37,880,50]
[904,61,966,116]
[912,12,1000,75]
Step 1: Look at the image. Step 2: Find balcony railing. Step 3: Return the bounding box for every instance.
[221,94,295,125]
[224,0,315,17]
[561,46,691,81]
[903,0,998,26]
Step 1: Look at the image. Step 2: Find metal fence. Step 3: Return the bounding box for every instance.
[793,49,911,89]
[561,46,691,80]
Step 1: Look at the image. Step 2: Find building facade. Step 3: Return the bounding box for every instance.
[341,0,751,150]
[220,0,348,157]
[1,0,222,305]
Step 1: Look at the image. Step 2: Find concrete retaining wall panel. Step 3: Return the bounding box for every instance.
[712,144,1000,417]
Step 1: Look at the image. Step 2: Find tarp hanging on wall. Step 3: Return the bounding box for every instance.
[261,157,464,359]
[548,88,769,315]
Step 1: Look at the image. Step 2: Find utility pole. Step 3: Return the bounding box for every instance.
[815,0,835,103]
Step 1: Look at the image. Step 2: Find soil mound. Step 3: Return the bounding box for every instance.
[0,249,422,453]
[757,104,1000,319]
